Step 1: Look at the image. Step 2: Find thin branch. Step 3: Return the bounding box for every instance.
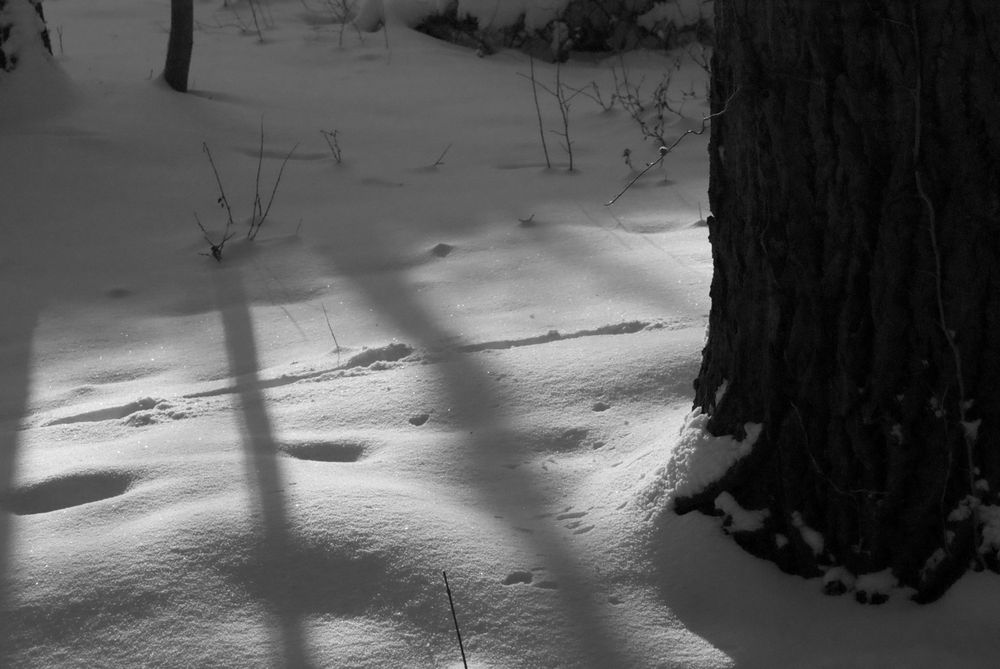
[202,142,236,227]
[322,302,341,365]
[605,87,740,206]
[250,141,299,239]
[527,55,551,169]
[432,143,452,167]
[253,118,265,226]
[443,571,468,669]
[194,211,234,262]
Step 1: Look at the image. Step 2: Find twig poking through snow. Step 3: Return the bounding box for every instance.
[321,302,341,366]
[202,142,236,229]
[527,55,552,170]
[320,128,343,164]
[194,211,234,262]
[442,571,469,669]
[431,143,452,168]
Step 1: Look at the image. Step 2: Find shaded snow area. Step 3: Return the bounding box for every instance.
[2,1,1000,667]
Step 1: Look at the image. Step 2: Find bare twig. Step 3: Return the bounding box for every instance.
[553,62,575,171]
[321,302,341,365]
[442,571,468,669]
[253,119,265,224]
[195,211,234,262]
[605,87,740,206]
[320,129,343,163]
[202,142,236,228]
[527,55,551,169]
[247,0,265,41]
[249,140,299,239]
[432,143,452,168]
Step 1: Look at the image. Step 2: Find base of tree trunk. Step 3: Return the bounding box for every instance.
[684,0,1000,603]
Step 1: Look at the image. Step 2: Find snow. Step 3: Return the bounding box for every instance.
[791,510,825,556]
[2,1,1000,667]
[713,490,767,533]
[656,408,761,501]
[978,505,1000,555]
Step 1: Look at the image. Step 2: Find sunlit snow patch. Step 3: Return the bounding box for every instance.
[662,409,762,500]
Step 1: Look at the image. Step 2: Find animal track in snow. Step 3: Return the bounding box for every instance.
[454,319,694,355]
[344,343,414,369]
[1,470,134,515]
[278,440,368,463]
[408,413,430,426]
[45,397,163,426]
[501,568,558,589]
[501,570,533,586]
[534,428,591,453]
[556,508,595,534]
[44,398,193,428]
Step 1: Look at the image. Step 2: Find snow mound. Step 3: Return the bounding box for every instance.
[0,0,74,126]
[661,409,761,500]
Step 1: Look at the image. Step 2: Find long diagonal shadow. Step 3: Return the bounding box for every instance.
[213,267,314,669]
[0,304,37,657]
[315,237,638,667]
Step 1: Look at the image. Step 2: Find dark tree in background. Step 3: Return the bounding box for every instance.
[163,0,193,92]
[0,0,51,71]
[678,0,1000,602]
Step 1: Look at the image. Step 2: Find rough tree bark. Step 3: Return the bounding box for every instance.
[0,0,51,72]
[679,0,1000,602]
[163,0,193,92]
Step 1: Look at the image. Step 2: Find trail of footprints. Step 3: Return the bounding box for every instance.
[501,567,560,590]
[556,508,596,535]
[1,436,369,516]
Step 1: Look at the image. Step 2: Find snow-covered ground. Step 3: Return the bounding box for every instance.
[2,1,999,667]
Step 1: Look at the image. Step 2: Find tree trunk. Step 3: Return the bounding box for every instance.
[680,0,1000,603]
[0,0,52,72]
[163,0,193,92]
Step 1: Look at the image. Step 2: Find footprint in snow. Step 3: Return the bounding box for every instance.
[557,509,595,534]
[1,470,135,515]
[277,440,368,463]
[344,343,413,369]
[430,243,454,257]
[501,568,558,590]
[44,397,164,426]
[501,571,533,586]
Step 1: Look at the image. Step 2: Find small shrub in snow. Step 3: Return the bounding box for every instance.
[356,0,714,60]
[195,122,297,260]
[520,58,584,171]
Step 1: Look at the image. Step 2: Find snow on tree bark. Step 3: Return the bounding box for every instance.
[0,0,51,72]
[680,0,1000,602]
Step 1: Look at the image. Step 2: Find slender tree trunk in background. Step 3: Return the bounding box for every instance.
[679,0,1000,602]
[0,0,52,72]
[163,0,193,92]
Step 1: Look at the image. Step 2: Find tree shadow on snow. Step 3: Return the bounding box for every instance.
[212,266,316,669]
[0,290,38,658]
[312,230,640,668]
